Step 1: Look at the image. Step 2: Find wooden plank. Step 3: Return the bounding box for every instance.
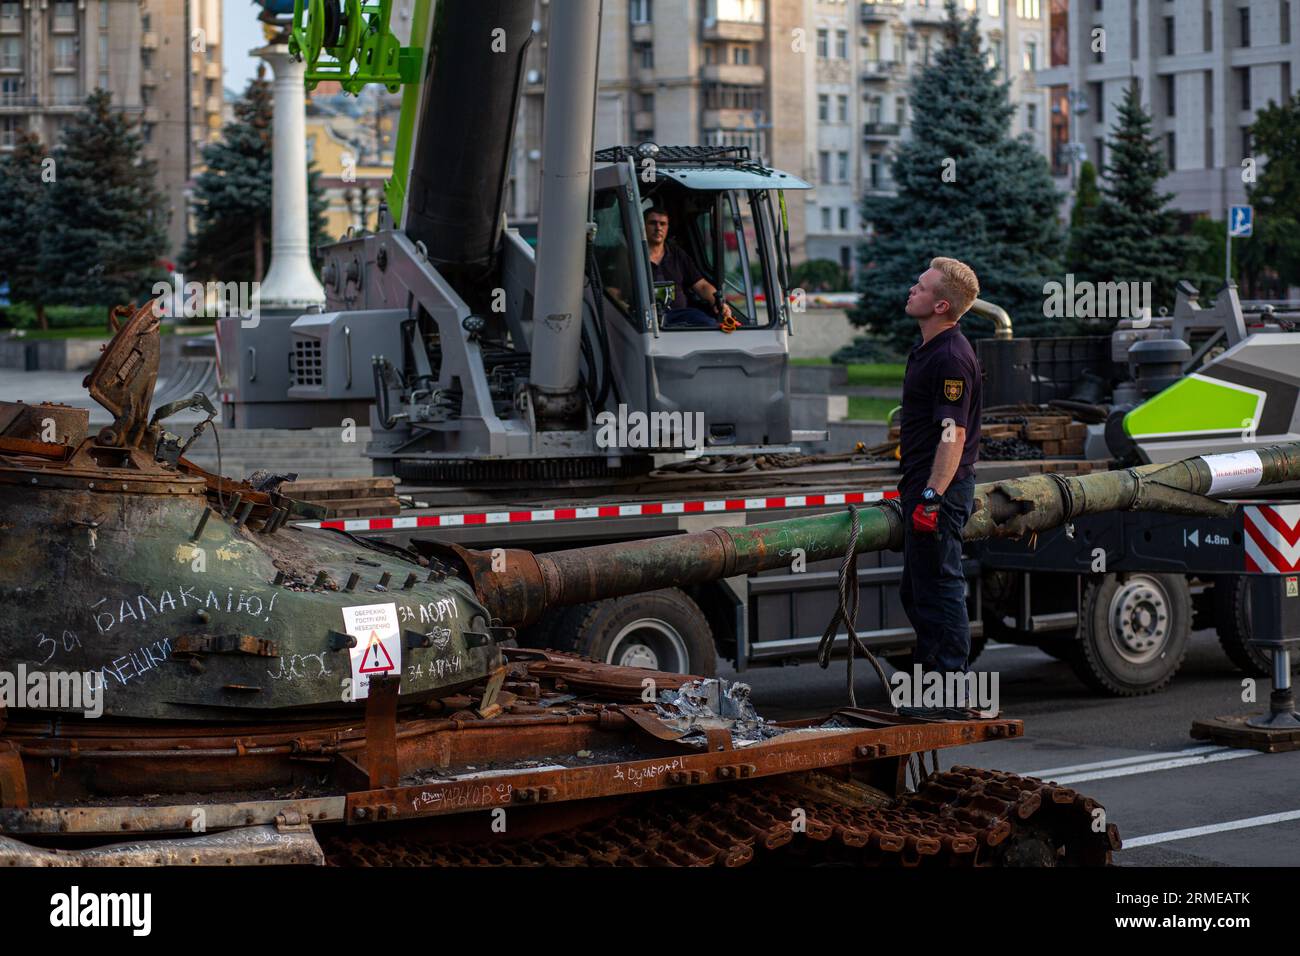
[1024,422,1065,441]
[1065,422,1089,440]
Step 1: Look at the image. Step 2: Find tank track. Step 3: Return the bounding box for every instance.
[320,765,1121,867]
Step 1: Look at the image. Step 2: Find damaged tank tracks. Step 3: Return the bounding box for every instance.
[2,302,1299,866]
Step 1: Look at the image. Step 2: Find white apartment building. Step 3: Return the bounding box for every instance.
[1035,0,1299,220]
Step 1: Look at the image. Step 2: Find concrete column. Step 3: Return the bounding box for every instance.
[254,44,326,310]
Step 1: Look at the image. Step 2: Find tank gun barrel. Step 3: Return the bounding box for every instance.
[452,443,1300,627]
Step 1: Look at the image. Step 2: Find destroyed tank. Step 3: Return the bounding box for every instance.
[2,303,1298,866]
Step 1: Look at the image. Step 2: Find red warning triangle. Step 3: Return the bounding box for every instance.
[358,631,396,673]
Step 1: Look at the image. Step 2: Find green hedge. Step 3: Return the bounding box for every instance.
[0,302,115,331]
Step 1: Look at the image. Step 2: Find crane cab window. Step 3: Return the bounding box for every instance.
[685,190,773,329]
[592,187,640,327]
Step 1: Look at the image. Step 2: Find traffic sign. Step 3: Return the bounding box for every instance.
[1229,204,1253,238]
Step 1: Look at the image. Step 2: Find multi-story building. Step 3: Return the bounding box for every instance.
[1036,0,1299,220]
[802,0,1050,276]
[509,0,1051,279]
[0,0,223,260]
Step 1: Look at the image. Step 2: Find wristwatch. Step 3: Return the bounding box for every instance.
[921,487,943,503]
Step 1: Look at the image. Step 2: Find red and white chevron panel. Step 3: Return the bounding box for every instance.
[1244,504,1300,573]
[299,489,900,533]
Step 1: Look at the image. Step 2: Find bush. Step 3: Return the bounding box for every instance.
[0,303,114,331]
[791,259,849,292]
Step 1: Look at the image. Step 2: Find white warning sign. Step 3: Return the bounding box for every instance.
[343,603,401,700]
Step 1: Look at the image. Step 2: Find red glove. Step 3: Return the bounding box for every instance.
[911,502,940,533]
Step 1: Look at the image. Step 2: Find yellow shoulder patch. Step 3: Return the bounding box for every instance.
[943,378,964,402]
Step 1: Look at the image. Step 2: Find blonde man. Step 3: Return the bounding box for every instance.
[897,257,984,685]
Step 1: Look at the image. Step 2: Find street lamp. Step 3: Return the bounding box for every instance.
[1065,89,1089,189]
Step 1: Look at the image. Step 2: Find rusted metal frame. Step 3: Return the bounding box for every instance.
[344,719,1021,824]
[364,675,402,789]
[0,796,346,836]
[0,740,29,808]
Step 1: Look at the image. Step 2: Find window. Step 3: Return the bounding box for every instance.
[836,29,847,58]
[99,1,109,30]
[52,74,78,106]
[1024,37,1038,71]
[819,150,831,183]
[837,94,848,123]
[988,0,1001,13]
[818,93,829,122]
[1239,66,1251,109]
[1017,0,1040,17]
[141,12,151,32]
[816,28,828,58]
[1165,132,1175,170]
[892,28,905,62]
[1094,0,1102,8]
[1,115,20,148]
[592,188,638,325]
[839,207,849,230]
[990,39,1002,71]
[895,96,906,123]
[1242,126,1252,154]
[921,34,931,66]
[1239,6,1250,46]
[821,207,832,231]
[141,86,152,107]
[640,92,654,112]
[637,43,654,68]
[0,2,20,30]
[1204,2,1213,50]
[53,36,77,70]
[52,0,75,31]
[1026,102,1037,129]
[837,151,849,181]
[840,246,851,275]
[865,96,881,123]
[1164,16,1175,55]
[141,122,153,145]
[141,49,153,70]
[0,35,23,69]
[0,75,19,106]
[1092,81,1104,122]
[98,35,108,66]
[1094,137,1105,168]
[630,0,652,24]
[869,152,882,189]
[1283,2,1293,44]
[732,45,751,64]
[1164,74,1175,116]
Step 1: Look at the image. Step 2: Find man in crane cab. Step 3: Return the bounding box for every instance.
[897,257,984,694]
[643,207,734,329]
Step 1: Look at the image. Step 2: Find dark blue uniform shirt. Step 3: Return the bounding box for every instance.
[898,324,982,500]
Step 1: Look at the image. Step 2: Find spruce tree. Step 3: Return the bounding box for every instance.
[0,131,53,329]
[853,0,1063,351]
[1072,81,1201,316]
[1238,92,1300,298]
[1065,160,1101,277]
[40,90,169,315]
[185,68,330,285]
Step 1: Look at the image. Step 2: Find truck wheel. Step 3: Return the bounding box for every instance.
[1213,575,1300,677]
[1072,573,1190,696]
[553,588,716,677]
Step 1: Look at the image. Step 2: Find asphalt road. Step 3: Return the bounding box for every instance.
[721,629,1300,867]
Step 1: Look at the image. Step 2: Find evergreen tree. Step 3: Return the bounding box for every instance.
[185,68,330,285]
[853,0,1063,351]
[1072,81,1201,317]
[0,131,53,329]
[40,89,169,316]
[1238,92,1300,298]
[1065,160,1100,277]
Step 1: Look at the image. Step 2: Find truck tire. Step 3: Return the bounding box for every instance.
[551,588,716,677]
[1213,575,1300,677]
[1071,573,1191,696]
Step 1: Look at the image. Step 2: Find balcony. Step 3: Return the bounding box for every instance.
[635,66,655,87]
[52,56,78,73]
[860,60,901,81]
[860,2,902,22]
[863,121,901,138]
[142,69,157,87]
[701,19,764,42]
[206,95,222,114]
[701,63,765,85]
[0,55,21,72]
[51,15,77,34]
[0,15,21,34]
[141,31,159,50]
[631,22,652,44]
[0,92,37,109]
[911,4,948,25]
[206,61,222,80]
[701,107,757,129]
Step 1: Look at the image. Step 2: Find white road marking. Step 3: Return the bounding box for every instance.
[1023,745,1229,779]
[1050,749,1258,785]
[1123,810,1300,848]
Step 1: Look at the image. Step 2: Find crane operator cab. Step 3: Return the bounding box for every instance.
[590,144,811,449]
